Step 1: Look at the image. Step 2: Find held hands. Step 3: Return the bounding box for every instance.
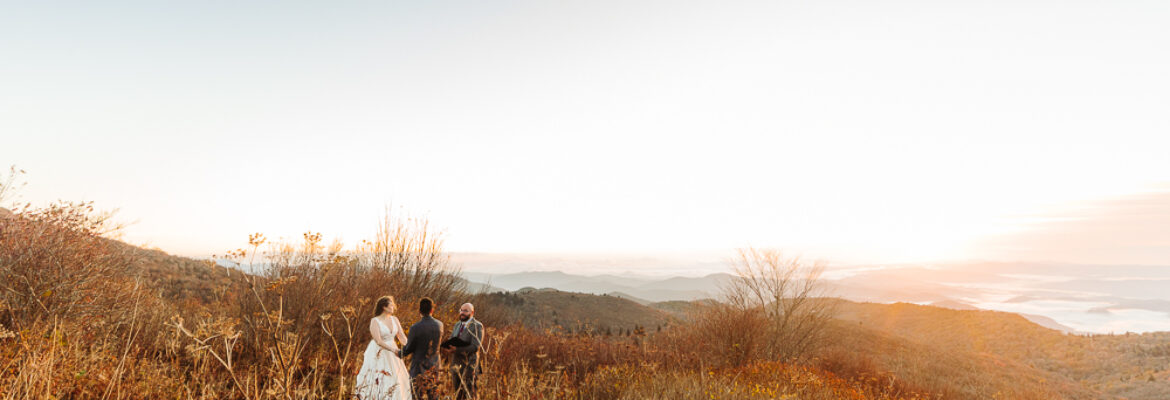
[377,345,400,357]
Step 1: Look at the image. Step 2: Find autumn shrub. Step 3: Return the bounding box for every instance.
[0,319,187,399]
[0,201,178,399]
[814,348,930,399]
[485,326,651,384]
[674,302,770,368]
[0,200,173,348]
[0,202,144,331]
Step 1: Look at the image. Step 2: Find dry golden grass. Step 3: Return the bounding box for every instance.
[0,202,924,400]
[4,199,1165,399]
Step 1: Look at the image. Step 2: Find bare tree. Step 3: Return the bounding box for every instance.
[721,247,836,361]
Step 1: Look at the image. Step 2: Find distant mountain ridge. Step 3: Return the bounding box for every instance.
[461,270,737,302]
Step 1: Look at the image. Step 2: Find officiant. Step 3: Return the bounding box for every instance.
[442,302,483,400]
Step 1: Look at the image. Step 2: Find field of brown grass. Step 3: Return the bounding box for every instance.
[2,201,1168,399]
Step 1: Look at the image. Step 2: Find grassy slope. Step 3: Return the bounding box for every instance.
[823,310,1097,399]
[89,235,250,305]
[832,301,1170,399]
[125,245,1169,399]
[645,298,1170,399]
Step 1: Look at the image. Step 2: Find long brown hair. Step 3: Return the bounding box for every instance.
[374,296,395,317]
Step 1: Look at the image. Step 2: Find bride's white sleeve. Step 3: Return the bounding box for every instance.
[393,317,408,345]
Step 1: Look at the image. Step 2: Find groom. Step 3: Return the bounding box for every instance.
[443,303,483,400]
[399,297,443,400]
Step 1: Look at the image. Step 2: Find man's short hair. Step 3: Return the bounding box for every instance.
[419,297,434,315]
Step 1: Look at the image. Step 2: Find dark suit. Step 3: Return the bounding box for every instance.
[448,318,483,400]
[400,315,443,400]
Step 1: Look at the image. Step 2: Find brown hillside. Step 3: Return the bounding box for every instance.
[6,210,1165,400]
[475,288,679,334]
[832,301,1170,399]
[819,319,1098,399]
[100,238,248,305]
[632,298,1170,399]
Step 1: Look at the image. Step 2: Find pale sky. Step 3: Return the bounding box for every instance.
[2,0,1168,265]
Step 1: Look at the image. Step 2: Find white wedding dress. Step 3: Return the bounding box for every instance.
[353,317,412,400]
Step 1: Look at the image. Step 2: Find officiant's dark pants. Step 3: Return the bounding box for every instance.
[452,364,477,400]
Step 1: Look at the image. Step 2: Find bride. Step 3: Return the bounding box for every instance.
[354,296,412,400]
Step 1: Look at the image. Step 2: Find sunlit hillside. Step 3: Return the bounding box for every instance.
[831,301,1170,399]
[2,203,1169,399]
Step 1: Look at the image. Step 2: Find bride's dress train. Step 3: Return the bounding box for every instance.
[353,317,411,400]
